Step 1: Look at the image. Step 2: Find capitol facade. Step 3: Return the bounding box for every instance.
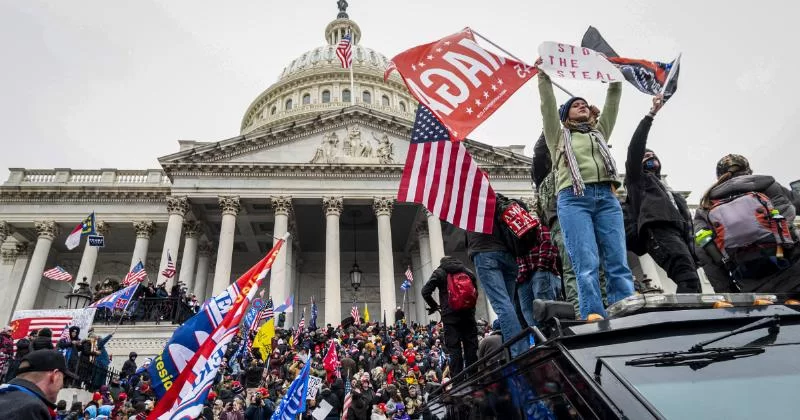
[0,5,718,366]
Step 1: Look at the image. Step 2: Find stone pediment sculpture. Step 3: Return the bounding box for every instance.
[310,125,395,165]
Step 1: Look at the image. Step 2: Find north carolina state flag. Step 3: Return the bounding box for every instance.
[386,28,536,141]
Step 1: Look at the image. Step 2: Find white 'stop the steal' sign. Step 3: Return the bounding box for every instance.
[538,42,624,83]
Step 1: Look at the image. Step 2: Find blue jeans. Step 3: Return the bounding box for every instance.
[472,251,528,357]
[518,271,562,328]
[557,183,634,319]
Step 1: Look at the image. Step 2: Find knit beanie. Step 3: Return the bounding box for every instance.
[558,97,587,122]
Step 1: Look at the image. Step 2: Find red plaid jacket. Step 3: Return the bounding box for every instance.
[516,224,560,283]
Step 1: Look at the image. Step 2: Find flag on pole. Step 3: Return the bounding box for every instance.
[252,306,275,361]
[398,105,496,233]
[401,280,412,291]
[160,251,176,279]
[336,33,353,69]
[309,296,318,331]
[293,313,305,348]
[148,235,287,419]
[385,28,536,141]
[405,266,414,283]
[363,302,370,323]
[351,305,360,325]
[275,295,294,313]
[322,340,339,378]
[341,377,353,419]
[88,283,139,311]
[270,360,312,419]
[122,261,148,286]
[65,212,95,250]
[43,266,73,282]
[581,26,680,100]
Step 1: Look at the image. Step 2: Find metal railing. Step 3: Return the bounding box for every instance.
[66,356,122,392]
[93,297,196,325]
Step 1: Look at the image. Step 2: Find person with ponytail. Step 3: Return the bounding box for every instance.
[536,59,634,320]
[694,154,800,292]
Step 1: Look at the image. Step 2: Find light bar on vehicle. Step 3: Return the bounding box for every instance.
[606,293,793,318]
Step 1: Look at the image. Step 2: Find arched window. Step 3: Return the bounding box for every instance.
[271,106,277,115]
[322,90,331,103]
[342,89,351,103]
[399,101,406,112]
[362,91,371,104]
[302,93,311,105]
[382,95,390,107]
[285,99,293,110]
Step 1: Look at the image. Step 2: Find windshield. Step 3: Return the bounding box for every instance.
[603,344,800,419]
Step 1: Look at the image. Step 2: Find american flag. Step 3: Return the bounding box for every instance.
[43,266,73,282]
[397,105,496,234]
[341,379,353,419]
[58,322,71,344]
[249,298,273,334]
[161,251,176,279]
[336,33,353,69]
[405,266,414,283]
[123,261,148,286]
[293,315,305,347]
[351,305,360,326]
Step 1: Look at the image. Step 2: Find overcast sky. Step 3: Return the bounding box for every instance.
[1,0,798,203]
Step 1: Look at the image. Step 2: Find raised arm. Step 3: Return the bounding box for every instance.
[626,95,664,185]
[537,70,562,159]
[597,81,623,141]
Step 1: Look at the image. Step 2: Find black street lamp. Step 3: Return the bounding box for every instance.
[65,277,92,309]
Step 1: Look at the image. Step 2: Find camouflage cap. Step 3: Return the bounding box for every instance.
[716,154,752,178]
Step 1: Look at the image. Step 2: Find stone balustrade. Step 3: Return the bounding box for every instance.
[6,168,171,187]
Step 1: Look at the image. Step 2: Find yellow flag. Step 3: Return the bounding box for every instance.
[363,302,370,323]
[252,317,275,361]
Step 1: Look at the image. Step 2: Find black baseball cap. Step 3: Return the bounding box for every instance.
[17,349,78,379]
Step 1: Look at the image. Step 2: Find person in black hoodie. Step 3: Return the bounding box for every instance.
[32,328,54,351]
[120,352,138,381]
[624,95,700,293]
[421,256,479,377]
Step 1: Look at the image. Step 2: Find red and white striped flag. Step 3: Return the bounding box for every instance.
[122,261,147,286]
[351,305,360,325]
[341,382,353,418]
[161,251,176,279]
[398,105,496,233]
[43,266,73,282]
[405,266,414,283]
[10,316,73,347]
[336,33,353,69]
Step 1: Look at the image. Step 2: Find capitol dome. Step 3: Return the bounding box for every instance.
[240,9,417,134]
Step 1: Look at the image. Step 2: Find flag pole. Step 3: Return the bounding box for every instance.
[348,28,355,105]
[660,53,681,95]
[471,28,575,97]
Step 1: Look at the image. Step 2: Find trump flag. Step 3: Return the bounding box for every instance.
[386,27,536,141]
[148,234,288,419]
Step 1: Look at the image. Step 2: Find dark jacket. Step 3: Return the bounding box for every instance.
[694,174,800,292]
[244,364,264,388]
[318,388,341,420]
[32,333,54,351]
[0,378,55,420]
[624,116,694,253]
[465,222,508,261]
[421,257,478,323]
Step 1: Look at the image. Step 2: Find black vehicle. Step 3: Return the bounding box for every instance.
[425,293,800,419]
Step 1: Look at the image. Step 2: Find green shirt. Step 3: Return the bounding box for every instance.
[538,73,623,193]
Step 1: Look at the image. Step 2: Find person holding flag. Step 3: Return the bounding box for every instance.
[535,58,634,321]
[623,94,700,294]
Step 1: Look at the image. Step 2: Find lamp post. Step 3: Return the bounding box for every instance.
[65,277,92,309]
[349,209,363,311]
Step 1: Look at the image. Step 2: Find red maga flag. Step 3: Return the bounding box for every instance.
[386,27,536,141]
[398,105,496,233]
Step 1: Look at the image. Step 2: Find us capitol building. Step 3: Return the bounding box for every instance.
[0,4,710,364]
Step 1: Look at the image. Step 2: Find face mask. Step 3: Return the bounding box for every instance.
[644,158,660,171]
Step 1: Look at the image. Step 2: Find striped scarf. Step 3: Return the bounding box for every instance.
[560,122,617,196]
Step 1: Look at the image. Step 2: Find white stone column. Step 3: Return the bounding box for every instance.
[0,244,23,325]
[0,221,12,290]
[284,225,295,327]
[411,249,426,324]
[212,196,240,296]
[76,221,109,288]
[178,220,202,293]
[0,222,10,247]
[270,196,292,320]
[4,244,31,323]
[130,221,155,270]
[425,210,445,265]
[158,196,189,289]
[193,242,212,300]
[374,197,397,326]
[17,221,57,311]
[323,196,343,327]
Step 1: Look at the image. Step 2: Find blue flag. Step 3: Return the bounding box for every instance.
[401,280,412,291]
[271,360,311,419]
[89,283,139,310]
[309,297,318,331]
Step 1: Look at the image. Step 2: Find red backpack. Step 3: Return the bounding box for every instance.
[447,272,478,311]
